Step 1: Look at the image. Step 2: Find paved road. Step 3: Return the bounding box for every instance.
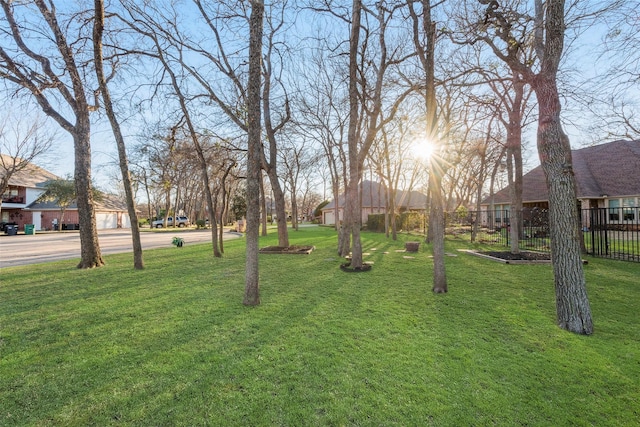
[0,228,242,268]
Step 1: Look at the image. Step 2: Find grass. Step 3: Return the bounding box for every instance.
[1,227,639,426]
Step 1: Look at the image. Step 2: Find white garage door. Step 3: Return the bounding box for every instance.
[96,213,117,229]
[323,210,335,225]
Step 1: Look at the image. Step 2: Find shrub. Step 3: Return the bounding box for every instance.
[399,212,423,231]
[367,212,425,233]
[313,200,330,218]
[366,214,386,232]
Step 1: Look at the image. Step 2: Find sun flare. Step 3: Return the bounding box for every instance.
[413,138,435,161]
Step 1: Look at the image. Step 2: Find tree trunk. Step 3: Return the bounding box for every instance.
[291,183,299,231]
[219,162,235,254]
[390,187,397,240]
[74,125,104,268]
[93,0,143,269]
[429,157,447,293]
[265,168,289,247]
[344,172,363,267]
[421,0,446,293]
[260,172,268,236]
[524,0,593,334]
[343,0,363,268]
[335,181,350,256]
[243,0,263,306]
[472,151,487,243]
[206,182,221,257]
[533,75,592,334]
[506,76,525,254]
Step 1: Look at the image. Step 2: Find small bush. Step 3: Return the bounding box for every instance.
[367,212,425,233]
[366,214,387,232]
[399,212,423,231]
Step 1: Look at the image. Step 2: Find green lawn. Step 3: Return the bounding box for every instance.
[1,227,639,426]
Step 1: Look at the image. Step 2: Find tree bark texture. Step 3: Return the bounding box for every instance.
[531,0,592,334]
[74,125,105,269]
[429,162,447,293]
[264,167,289,247]
[507,77,525,254]
[343,0,363,266]
[419,0,447,293]
[93,0,143,269]
[534,75,592,334]
[243,0,264,306]
[260,173,268,236]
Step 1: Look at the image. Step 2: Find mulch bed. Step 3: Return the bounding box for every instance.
[460,249,552,264]
[480,251,551,261]
[258,245,315,254]
[340,262,373,272]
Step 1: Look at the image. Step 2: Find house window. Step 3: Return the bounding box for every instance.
[622,198,636,221]
[608,199,620,221]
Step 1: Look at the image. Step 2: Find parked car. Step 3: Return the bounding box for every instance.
[151,216,190,228]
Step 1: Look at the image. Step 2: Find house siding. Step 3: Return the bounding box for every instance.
[321,181,427,226]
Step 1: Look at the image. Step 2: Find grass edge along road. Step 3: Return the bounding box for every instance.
[1,227,639,426]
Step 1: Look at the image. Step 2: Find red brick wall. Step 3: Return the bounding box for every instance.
[40,210,80,230]
[4,209,33,230]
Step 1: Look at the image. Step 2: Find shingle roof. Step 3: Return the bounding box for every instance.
[483,139,640,204]
[26,193,129,212]
[0,154,60,187]
[323,180,427,210]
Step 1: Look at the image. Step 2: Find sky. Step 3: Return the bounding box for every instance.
[3,1,637,194]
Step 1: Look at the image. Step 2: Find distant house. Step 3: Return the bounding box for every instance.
[27,193,132,231]
[481,139,640,227]
[1,155,58,231]
[1,155,131,231]
[321,180,427,225]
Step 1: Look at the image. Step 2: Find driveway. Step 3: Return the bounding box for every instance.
[0,228,242,268]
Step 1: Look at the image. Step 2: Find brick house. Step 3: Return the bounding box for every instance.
[321,180,428,225]
[480,139,640,229]
[1,155,131,232]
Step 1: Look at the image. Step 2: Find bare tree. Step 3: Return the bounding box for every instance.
[585,2,640,139]
[407,0,447,292]
[341,1,414,269]
[119,0,291,248]
[0,0,103,268]
[474,0,593,334]
[244,0,264,306]
[93,0,143,269]
[280,137,316,231]
[449,7,536,254]
[368,114,415,240]
[0,115,53,216]
[132,19,225,257]
[295,47,349,233]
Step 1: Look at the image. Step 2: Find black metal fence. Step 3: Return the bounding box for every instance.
[581,208,640,262]
[446,208,640,263]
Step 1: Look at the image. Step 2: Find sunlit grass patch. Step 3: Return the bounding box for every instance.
[1,226,639,425]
